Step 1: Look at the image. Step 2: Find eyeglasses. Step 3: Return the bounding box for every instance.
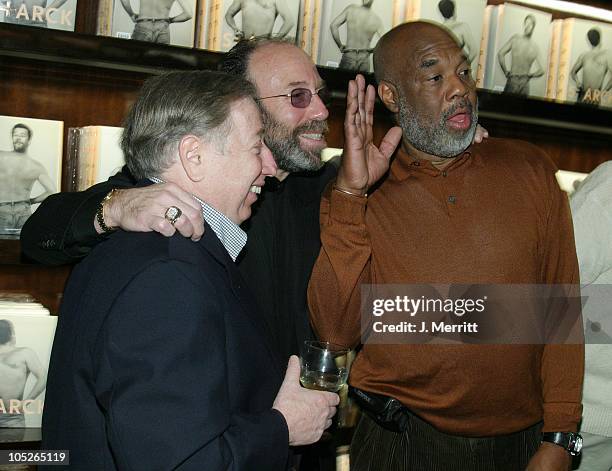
[256,87,330,109]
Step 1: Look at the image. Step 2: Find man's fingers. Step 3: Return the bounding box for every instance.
[344,80,359,128]
[284,355,301,384]
[152,218,177,238]
[378,126,403,160]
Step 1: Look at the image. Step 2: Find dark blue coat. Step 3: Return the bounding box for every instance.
[41,224,289,470]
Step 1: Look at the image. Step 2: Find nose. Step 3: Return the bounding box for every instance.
[260,143,277,177]
[307,92,329,121]
[447,72,472,102]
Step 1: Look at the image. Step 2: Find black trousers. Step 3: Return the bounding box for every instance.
[350,412,541,471]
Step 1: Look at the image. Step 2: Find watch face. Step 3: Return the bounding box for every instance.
[574,435,583,453]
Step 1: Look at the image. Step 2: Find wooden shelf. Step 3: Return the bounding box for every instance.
[1,24,611,138]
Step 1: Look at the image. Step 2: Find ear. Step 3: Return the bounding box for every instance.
[178,135,206,182]
[378,80,399,114]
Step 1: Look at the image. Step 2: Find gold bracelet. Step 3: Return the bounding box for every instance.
[96,189,119,233]
[333,185,367,198]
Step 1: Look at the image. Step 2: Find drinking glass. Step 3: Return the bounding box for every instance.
[299,340,350,392]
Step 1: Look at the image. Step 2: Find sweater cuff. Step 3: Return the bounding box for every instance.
[64,192,108,254]
[542,402,582,432]
[328,186,367,225]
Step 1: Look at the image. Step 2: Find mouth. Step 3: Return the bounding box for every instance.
[446,109,472,131]
[249,185,262,195]
[298,133,327,151]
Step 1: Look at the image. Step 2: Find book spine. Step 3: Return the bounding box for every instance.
[310,0,321,61]
[476,5,493,88]
[556,19,574,101]
[96,0,113,36]
[545,19,562,99]
[194,0,208,49]
[207,0,220,51]
[299,0,312,54]
[405,0,422,21]
[392,0,403,27]
[65,128,80,192]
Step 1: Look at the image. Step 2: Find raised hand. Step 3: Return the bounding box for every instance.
[337,74,402,196]
[97,183,205,241]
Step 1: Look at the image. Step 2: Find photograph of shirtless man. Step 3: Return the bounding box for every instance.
[570,28,612,106]
[0,319,47,428]
[330,0,383,72]
[119,0,193,44]
[497,14,545,96]
[224,0,294,42]
[0,123,56,234]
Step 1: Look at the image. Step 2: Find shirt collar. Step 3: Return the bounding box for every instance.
[148,177,247,262]
[390,144,475,182]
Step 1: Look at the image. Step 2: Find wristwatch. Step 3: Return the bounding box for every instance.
[96,189,119,233]
[541,432,583,456]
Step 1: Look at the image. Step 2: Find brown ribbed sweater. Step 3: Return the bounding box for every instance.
[308,138,583,436]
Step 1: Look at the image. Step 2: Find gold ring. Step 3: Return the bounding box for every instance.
[164,206,182,225]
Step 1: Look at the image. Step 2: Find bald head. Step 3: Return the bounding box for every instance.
[373,21,462,86]
[373,21,477,160]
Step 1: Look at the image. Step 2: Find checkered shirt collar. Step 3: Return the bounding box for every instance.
[148,177,247,262]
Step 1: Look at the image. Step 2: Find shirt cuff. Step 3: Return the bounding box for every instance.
[542,402,582,432]
[328,186,367,225]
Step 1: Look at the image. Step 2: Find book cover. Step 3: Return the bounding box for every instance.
[405,0,487,75]
[483,3,552,99]
[208,0,301,53]
[0,307,57,429]
[556,18,612,108]
[108,0,197,47]
[0,0,77,31]
[0,116,63,237]
[75,126,125,191]
[316,0,396,73]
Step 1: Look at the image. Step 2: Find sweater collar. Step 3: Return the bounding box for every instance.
[390,144,478,182]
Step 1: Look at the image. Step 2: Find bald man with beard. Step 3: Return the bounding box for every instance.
[308,21,583,470]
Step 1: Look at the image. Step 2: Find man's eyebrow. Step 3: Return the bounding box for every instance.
[287,81,308,87]
[420,58,438,69]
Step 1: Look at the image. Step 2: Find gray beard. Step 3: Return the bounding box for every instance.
[398,97,478,158]
[261,108,327,173]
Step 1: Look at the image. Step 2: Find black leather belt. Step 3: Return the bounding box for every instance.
[349,386,410,433]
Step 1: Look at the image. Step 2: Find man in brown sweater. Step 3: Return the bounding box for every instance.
[308,22,583,470]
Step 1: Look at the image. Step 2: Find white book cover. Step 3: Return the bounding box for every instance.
[0,115,63,237]
[110,0,197,47]
[0,313,57,428]
[0,0,77,31]
[557,18,612,108]
[317,0,396,73]
[209,0,301,52]
[406,0,487,75]
[484,3,552,99]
